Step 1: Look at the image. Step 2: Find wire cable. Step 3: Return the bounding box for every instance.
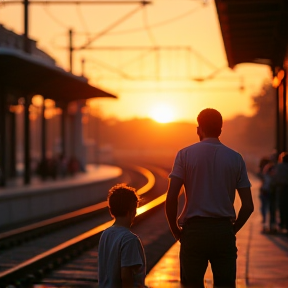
[86,57,135,80]
[105,5,202,36]
[42,5,70,29]
[75,3,91,35]
[77,3,146,50]
[142,5,157,46]
[119,49,153,69]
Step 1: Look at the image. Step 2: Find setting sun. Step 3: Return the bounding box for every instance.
[150,103,175,123]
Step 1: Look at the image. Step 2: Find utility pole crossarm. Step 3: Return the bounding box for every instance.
[3,1,152,4]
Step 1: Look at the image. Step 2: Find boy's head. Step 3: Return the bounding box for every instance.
[108,183,140,218]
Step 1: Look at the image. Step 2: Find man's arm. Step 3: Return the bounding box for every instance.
[233,187,254,234]
[165,176,183,241]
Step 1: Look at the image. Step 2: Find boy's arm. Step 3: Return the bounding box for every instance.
[121,265,140,288]
[121,266,133,288]
[165,176,183,241]
[233,187,254,234]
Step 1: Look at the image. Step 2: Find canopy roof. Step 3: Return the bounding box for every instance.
[215,0,288,70]
[1,48,117,103]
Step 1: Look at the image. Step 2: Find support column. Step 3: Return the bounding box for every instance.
[24,0,30,54]
[24,93,31,185]
[40,98,47,179]
[61,104,67,157]
[8,109,16,178]
[0,91,7,187]
[69,29,73,73]
[275,67,287,154]
[276,86,281,154]
[282,69,287,152]
[74,101,85,171]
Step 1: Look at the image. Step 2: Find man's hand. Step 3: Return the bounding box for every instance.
[172,225,182,241]
[165,176,183,241]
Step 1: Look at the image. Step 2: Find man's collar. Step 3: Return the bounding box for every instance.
[201,138,221,144]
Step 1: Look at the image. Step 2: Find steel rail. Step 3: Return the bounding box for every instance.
[0,193,166,285]
[0,165,154,247]
[0,166,163,286]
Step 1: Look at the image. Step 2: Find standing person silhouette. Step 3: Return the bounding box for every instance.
[98,184,146,288]
[165,108,254,288]
[274,152,288,233]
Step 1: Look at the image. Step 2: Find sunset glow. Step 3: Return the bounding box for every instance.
[149,103,175,123]
[0,1,272,122]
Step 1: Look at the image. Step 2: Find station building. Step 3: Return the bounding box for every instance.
[0,24,116,187]
[215,0,288,155]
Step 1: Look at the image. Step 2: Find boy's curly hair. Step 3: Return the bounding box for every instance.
[108,183,140,217]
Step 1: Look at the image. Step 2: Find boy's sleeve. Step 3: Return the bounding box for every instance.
[121,237,144,267]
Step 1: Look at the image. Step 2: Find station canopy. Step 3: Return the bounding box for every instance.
[215,0,288,70]
[0,48,117,103]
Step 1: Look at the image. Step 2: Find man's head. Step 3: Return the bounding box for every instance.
[108,183,140,220]
[197,108,223,139]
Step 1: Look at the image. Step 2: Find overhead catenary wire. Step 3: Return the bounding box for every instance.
[142,5,157,46]
[75,3,91,35]
[42,5,70,29]
[104,5,202,36]
[142,5,160,79]
[86,57,135,80]
[33,0,215,82]
[119,49,154,69]
[77,3,148,50]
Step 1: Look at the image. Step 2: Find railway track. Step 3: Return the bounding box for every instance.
[0,164,174,288]
[0,165,148,250]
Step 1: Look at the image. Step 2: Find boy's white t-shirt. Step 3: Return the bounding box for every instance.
[98,226,146,288]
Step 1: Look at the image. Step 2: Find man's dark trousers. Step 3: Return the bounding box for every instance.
[180,217,237,288]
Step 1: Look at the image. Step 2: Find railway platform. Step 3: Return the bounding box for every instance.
[0,164,122,230]
[0,164,122,192]
[3,171,288,288]
[145,174,288,288]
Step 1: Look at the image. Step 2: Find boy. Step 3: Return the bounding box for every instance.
[98,183,146,288]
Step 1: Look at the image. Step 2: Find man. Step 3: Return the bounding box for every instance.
[165,108,254,288]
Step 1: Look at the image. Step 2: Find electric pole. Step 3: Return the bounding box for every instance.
[5,0,151,68]
[24,0,30,53]
[69,29,73,73]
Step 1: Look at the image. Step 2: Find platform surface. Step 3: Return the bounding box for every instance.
[0,164,122,196]
[145,174,288,288]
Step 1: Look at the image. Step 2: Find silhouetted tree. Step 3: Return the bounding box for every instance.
[244,83,276,152]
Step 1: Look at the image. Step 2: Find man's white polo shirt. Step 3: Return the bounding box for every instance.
[169,138,251,225]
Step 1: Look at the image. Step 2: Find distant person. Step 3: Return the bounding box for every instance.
[165,108,254,288]
[266,152,278,233]
[257,157,273,232]
[57,153,68,178]
[67,156,79,176]
[274,152,288,233]
[98,183,146,288]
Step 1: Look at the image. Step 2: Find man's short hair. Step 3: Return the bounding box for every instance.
[197,108,223,137]
[108,183,140,217]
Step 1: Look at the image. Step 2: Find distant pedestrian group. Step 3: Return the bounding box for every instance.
[258,151,288,234]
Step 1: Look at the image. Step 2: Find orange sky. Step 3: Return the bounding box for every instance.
[0,0,272,123]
